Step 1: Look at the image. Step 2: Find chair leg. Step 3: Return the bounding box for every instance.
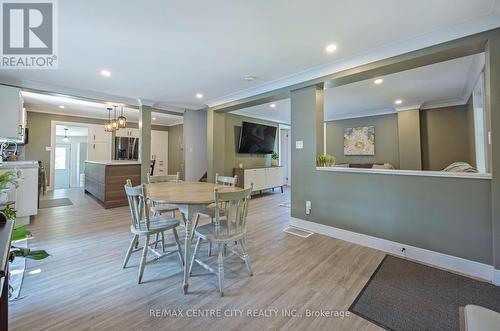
[218,243,225,297]
[189,237,202,275]
[154,233,160,249]
[172,228,184,266]
[239,238,253,276]
[123,235,138,268]
[161,232,166,253]
[138,235,149,284]
[191,214,200,240]
[208,217,213,256]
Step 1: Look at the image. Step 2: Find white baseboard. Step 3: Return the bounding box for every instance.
[494,270,500,286]
[290,217,498,285]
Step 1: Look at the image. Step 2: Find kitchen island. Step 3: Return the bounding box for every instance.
[84,161,141,209]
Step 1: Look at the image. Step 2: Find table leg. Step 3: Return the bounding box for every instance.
[182,211,191,294]
[178,204,206,294]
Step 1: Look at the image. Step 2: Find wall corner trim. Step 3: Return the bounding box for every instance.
[290,217,497,285]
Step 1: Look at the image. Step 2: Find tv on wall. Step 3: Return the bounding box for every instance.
[238,121,277,154]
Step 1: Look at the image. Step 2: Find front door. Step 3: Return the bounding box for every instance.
[55,144,71,189]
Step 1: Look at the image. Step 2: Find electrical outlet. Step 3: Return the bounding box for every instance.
[305,201,311,215]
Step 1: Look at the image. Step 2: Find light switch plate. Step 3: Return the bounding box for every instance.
[295,141,304,149]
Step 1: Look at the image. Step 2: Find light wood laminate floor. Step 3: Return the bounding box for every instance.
[9,187,384,331]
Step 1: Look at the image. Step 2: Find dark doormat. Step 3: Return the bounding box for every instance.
[39,198,73,209]
[349,255,500,331]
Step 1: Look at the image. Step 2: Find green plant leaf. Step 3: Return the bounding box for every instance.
[11,248,49,260]
[24,250,50,260]
[14,223,26,230]
[12,229,31,241]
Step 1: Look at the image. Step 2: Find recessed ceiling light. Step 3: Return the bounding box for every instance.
[100,69,111,77]
[152,117,157,121]
[270,103,276,108]
[196,93,203,99]
[59,105,65,109]
[395,99,403,105]
[244,75,257,82]
[325,44,337,53]
[374,79,384,85]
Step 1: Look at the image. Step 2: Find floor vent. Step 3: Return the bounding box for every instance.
[283,226,313,238]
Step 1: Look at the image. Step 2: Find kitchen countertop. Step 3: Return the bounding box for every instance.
[84,160,141,166]
[0,161,39,169]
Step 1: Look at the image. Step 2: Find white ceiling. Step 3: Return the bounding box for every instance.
[23,92,184,126]
[0,1,499,110]
[233,53,485,123]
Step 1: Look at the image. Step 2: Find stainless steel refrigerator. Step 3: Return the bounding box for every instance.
[115,137,139,160]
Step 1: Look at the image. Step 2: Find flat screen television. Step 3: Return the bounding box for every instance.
[238,121,277,154]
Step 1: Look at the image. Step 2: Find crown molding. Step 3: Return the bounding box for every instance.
[421,97,467,110]
[325,108,396,122]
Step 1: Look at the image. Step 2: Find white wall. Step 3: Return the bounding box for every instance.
[183,109,207,181]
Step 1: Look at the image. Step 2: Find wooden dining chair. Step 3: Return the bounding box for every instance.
[192,173,238,255]
[189,185,253,297]
[147,172,180,217]
[123,179,184,284]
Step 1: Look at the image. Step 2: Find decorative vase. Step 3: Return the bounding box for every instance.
[0,189,9,205]
[271,159,278,167]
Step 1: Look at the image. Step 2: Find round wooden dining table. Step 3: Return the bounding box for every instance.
[145,181,242,294]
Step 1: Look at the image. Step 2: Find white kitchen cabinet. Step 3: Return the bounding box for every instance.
[234,167,284,193]
[89,126,110,143]
[88,142,110,161]
[116,128,140,138]
[87,126,111,161]
[151,130,168,175]
[16,167,38,218]
[0,85,24,141]
[0,162,38,225]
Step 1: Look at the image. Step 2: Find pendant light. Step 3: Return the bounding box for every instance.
[63,128,69,142]
[111,105,119,131]
[104,107,113,132]
[117,106,127,128]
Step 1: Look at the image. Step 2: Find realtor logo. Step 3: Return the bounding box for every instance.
[1,0,58,69]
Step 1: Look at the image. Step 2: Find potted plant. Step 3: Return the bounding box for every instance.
[0,207,50,299]
[271,151,279,166]
[0,170,19,204]
[316,154,336,167]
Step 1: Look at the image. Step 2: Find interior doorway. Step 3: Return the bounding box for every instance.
[54,125,89,189]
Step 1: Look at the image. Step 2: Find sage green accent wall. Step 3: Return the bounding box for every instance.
[167,124,184,179]
[291,84,493,265]
[398,110,422,170]
[420,105,474,171]
[325,114,399,168]
[223,113,278,176]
